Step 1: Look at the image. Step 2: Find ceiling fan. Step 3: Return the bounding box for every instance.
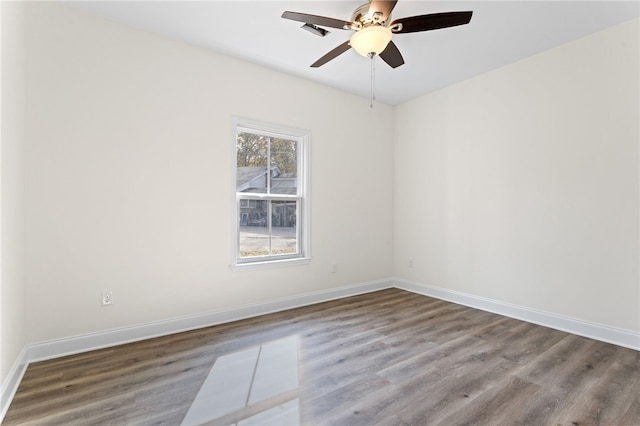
[282,0,473,68]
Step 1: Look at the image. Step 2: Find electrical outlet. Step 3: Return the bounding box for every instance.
[331,263,338,273]
[408,259,414,268]
[101,291,113,306]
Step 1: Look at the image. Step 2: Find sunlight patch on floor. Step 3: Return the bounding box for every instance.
[181,335,300,426]
[238,398,300,426]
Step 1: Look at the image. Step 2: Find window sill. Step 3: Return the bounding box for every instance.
[230,257,311,272]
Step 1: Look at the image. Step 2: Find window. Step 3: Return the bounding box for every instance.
[232,118,310,268]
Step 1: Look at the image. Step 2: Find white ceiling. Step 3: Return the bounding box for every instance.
[66,1,639,105]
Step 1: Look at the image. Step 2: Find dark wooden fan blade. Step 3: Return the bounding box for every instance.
[311,41,352,67]
[379,40,404,68]
[391,11,473,34]
[282,11,352,30]
[368,0,398,22]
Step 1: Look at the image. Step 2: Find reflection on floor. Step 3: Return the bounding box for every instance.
[181,335,300,426]
[238,399,300,426]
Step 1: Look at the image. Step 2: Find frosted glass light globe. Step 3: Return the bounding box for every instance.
[350,26,392,57]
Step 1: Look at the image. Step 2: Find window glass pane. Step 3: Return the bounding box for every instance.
[270,138,298,195]
[239,199,269,258]
[271,200,297,255]
[237,132,268,194]
[233,119,308,267]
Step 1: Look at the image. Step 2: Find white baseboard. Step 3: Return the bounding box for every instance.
[26,279,393,363]
[0,346,28,422]
[394,278,640,351]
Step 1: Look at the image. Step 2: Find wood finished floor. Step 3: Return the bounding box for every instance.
[4,288,640,425]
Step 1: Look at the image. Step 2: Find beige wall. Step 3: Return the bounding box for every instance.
[1,1,27,383]
[394,18,639,332]
[23,3,394,343]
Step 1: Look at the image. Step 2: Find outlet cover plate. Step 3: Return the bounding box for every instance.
[101,291,113,306]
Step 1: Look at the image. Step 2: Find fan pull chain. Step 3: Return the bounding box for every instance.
[369,53,375,108]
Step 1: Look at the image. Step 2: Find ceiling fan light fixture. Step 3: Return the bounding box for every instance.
[349,25,392,57]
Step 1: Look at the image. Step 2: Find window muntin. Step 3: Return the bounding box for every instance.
[233,119,309,267]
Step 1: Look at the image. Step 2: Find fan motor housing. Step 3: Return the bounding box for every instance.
[351,3,391,27]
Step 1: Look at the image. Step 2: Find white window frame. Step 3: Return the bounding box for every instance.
[231,117,311,270]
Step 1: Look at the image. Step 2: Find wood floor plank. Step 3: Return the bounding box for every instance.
[437,375,541,425]
[549,358,640,425]
[513,334,594,382]
[376,333,487,384]
[301,373,392,422]
[390,343,520,425]
[621,400,640,425]
[4,289,639,426]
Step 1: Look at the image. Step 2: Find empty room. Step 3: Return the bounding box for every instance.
[1,1,639,425]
